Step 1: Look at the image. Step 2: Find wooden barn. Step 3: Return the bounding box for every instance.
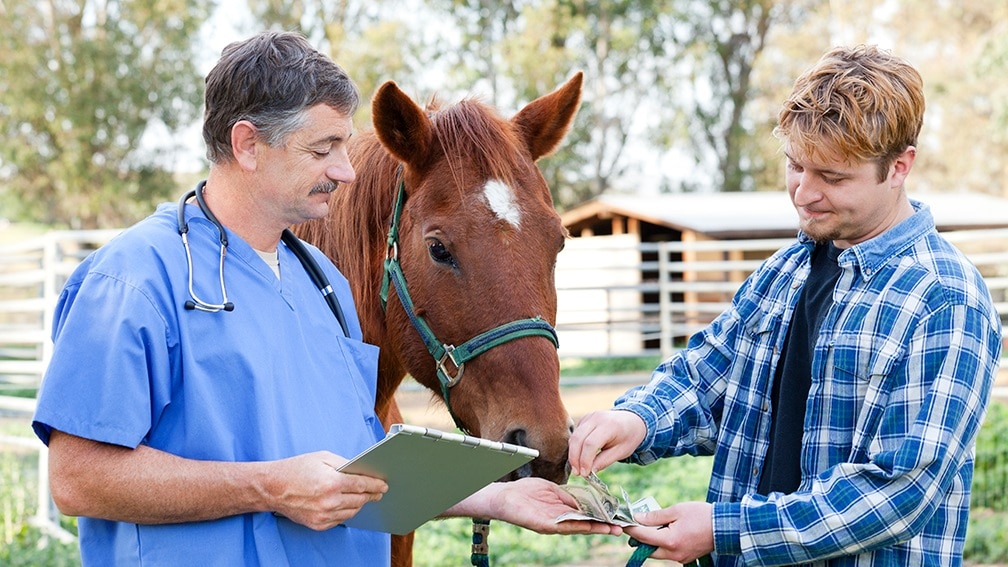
[553,191,1008,358]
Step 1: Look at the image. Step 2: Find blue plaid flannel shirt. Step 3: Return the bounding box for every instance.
[615,201,1002,566]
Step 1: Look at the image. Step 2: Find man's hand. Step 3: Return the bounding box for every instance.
[623,502,714,564]
[268,451,387,531]
[445,478,622,535]
[568,409,647,477]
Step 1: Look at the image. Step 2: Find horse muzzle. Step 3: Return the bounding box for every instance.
[501,425,573,484]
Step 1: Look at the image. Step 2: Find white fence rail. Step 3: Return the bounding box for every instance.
[1,230,119,539]
[3,227,1008,535]
[2,227,1008,538]
[554,229,1008,359]
[5,228,1008,393]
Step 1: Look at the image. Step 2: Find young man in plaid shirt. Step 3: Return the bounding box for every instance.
[570,45,1003,566]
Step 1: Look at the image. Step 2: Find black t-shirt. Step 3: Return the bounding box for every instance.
[756,242,842,496]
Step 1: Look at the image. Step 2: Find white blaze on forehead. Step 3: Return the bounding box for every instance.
[483,179,522,228]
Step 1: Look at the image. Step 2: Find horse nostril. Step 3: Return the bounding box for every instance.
[501,429,534,479]
[503,428,528,449]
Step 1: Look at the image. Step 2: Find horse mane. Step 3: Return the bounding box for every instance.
[295,135,398,334]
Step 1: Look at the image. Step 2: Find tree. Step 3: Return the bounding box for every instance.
[245,0,437,127]
[885,0,1008,198]
[0,0,213,228]
[437,1,793,203]
[437,0,688,208]
[667,0,794,193]
[436,0,523,107]
[764,0,1008,198]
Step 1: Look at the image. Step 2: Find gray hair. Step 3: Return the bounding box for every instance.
[202,31,360,164]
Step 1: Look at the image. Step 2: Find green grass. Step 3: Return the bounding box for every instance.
[3,388,1008,565]
[560,356,662,377]
[0,452,79,566]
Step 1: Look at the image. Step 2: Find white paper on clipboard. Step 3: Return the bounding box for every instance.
[338,423,539,535]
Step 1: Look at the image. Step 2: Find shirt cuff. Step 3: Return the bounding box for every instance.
[712,501,742,557]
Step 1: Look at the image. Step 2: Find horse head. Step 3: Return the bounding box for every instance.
[370,74,583,483]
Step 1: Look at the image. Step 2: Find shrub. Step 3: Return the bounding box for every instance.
[972,400,1008,511]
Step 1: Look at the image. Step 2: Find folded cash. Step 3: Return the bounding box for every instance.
[556,472,661,527]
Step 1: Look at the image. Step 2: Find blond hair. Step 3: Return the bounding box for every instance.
[775,45,925,182]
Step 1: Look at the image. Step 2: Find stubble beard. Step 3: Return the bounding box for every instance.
[800,217,840,245]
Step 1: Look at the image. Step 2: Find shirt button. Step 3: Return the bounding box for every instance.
[753,467,759,476]
[762,402,769,412]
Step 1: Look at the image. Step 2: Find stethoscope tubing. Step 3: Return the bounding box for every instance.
[176,181,350,337]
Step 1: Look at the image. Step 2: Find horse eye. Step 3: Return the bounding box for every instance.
[427,239,455,266]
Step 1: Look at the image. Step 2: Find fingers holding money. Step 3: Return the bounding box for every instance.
[568,410,648,477]
[624,502,715,564]
[555,471,660,527]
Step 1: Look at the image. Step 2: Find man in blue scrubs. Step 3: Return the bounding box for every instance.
[32,31,616,566]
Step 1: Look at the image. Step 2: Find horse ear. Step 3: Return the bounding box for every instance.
[371,81,434,170]
[512,71,583,161]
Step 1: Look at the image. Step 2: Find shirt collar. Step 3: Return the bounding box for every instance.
[797,199,935,280]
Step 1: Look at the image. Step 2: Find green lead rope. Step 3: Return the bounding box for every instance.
[626,538,714,567]
[470,518,491,567]
[625,540,658,566]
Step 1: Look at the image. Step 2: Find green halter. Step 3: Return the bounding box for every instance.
[380,171,559,434]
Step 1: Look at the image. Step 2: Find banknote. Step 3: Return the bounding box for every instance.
[556,472,661,526]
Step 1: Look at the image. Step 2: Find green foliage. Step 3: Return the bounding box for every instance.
[560,356,662,377]
[1,452,79,566]
[964,508,1008,564]
[972,400,1008,511]
[0,0,214,228]
[0,524,80,567]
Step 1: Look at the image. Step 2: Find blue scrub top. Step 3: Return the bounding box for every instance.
[33,200,391,566]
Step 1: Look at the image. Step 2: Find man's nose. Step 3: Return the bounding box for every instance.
[328,151,356,184]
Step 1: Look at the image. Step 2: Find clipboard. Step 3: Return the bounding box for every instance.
[338,423,539,535]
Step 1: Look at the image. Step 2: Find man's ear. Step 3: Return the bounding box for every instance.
[890,145,916,187]
[230,120,259,171]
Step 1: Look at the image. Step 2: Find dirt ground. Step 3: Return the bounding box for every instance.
[394,378,648,432]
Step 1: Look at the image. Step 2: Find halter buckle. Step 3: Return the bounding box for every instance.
[437,345,465,388]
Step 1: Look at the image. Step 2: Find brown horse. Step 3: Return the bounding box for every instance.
[294,73,583,565]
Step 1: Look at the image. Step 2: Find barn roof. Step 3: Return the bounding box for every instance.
[561,191,1008,240]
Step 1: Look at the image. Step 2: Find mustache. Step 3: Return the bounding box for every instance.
[309,180,338,195]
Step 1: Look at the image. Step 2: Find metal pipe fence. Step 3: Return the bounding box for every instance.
[2,227,1007,537]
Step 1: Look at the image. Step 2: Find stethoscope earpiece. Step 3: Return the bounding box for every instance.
[183,299,234,312]
[178,181,233,313]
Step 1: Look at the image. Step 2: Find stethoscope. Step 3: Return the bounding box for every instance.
[176,181,351,338]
